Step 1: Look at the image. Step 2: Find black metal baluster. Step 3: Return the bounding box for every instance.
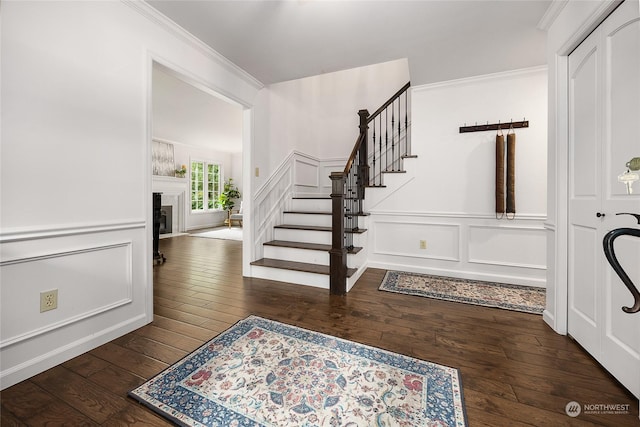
[350,152,357,248]
[345,163,350,250]
[376,114,381,185]
[391,104,395,171]
[385,108,389,173]
[397,98,401,170]
[399,94,403,157]
[372,118,376,187]
[404,90,409,156]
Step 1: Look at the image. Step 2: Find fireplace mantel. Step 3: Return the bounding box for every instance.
[152,176,188,235]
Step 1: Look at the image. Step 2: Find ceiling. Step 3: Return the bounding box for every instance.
[152,65,243,152]
[147,0,552,86]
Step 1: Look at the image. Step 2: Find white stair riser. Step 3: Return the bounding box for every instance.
[262,245,364,268]
[274,228,331,244]
[291,198,332,211]
[264,246,329,265]
[283,213,332,227]
[346,265,367,291]
[251,265,329,289]
[347,249,366,269]
[274,228,365,246]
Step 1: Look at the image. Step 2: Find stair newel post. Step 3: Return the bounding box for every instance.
[329,172,347,295]
[358,109,370,192]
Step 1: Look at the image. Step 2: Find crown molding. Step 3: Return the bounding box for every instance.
[412,65,547,92]
[123,0,264,91]
[537,0,569,31]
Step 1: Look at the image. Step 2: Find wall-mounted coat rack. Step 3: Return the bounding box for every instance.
[459,120,529,133]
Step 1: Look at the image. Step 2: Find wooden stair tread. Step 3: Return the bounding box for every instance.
[401,154,418,159]
[283,210,368,217]
[292,196,330,199]
[264,240,362,254]
[381,170,407,174]
[251,258,357,277]
[274,224,367,233]
[284,211,331,215]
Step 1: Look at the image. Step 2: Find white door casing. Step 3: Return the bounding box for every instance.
[568,0,640,398]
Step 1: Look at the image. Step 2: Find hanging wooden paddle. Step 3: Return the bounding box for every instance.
[495,128,505,218]
[506,129,516,218]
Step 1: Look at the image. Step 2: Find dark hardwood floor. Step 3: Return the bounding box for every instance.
[1,235,638,426]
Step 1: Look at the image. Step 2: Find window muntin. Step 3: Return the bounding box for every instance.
[191,161,221,211]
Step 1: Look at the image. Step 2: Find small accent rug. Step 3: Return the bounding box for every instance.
[380,271,545,314]
[129,316,467,427]
[190,227,243,241]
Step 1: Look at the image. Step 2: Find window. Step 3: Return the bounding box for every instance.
[191,161,221,211]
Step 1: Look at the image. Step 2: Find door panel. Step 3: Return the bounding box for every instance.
[570,47,600,199]
[571,226,598,323]
[568,0,640,398]
[607,15,640,198]
[568,18,602,363]
[601,1,640,398]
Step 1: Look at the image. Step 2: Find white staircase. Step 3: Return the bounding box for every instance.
[250,196,366,289]
[250,82,412,292]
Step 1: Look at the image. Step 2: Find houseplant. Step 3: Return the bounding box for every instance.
[218,178,241,213]
[175,164,187,177]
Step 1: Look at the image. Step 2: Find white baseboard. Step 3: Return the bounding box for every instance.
[366,261,546,288]
[0,314,148,390]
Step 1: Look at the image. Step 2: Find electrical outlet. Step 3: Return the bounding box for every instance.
[40,289,58,313]
[419,240,427,249]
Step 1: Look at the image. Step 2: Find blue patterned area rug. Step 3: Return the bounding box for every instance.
[380,271,545,314]
[129,316,467,426]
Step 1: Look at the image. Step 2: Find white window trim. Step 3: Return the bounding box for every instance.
[190,159,223,213]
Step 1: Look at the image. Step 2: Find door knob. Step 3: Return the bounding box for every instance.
[597,212,606,218]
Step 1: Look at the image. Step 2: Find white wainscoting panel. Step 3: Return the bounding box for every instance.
[291,154,346,197]
[320,160,347,192]
[373,220,460,261]
[467,225,547,270]
[253,153,294,260]
[367,212,547,287]
[1,242,133,348]
[0,221,148,389]
[293,157,319,188]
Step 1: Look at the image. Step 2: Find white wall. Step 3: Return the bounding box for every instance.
[231,152,244,200]
[252,59,410,192]
[366,67,548,286]
[0,1,260,389]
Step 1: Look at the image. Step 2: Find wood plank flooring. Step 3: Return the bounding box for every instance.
[2,235,638,426]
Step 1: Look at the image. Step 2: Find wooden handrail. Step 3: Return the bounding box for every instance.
[367,81,411,123]
[343,133,366,175]
[341,82,410,176]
